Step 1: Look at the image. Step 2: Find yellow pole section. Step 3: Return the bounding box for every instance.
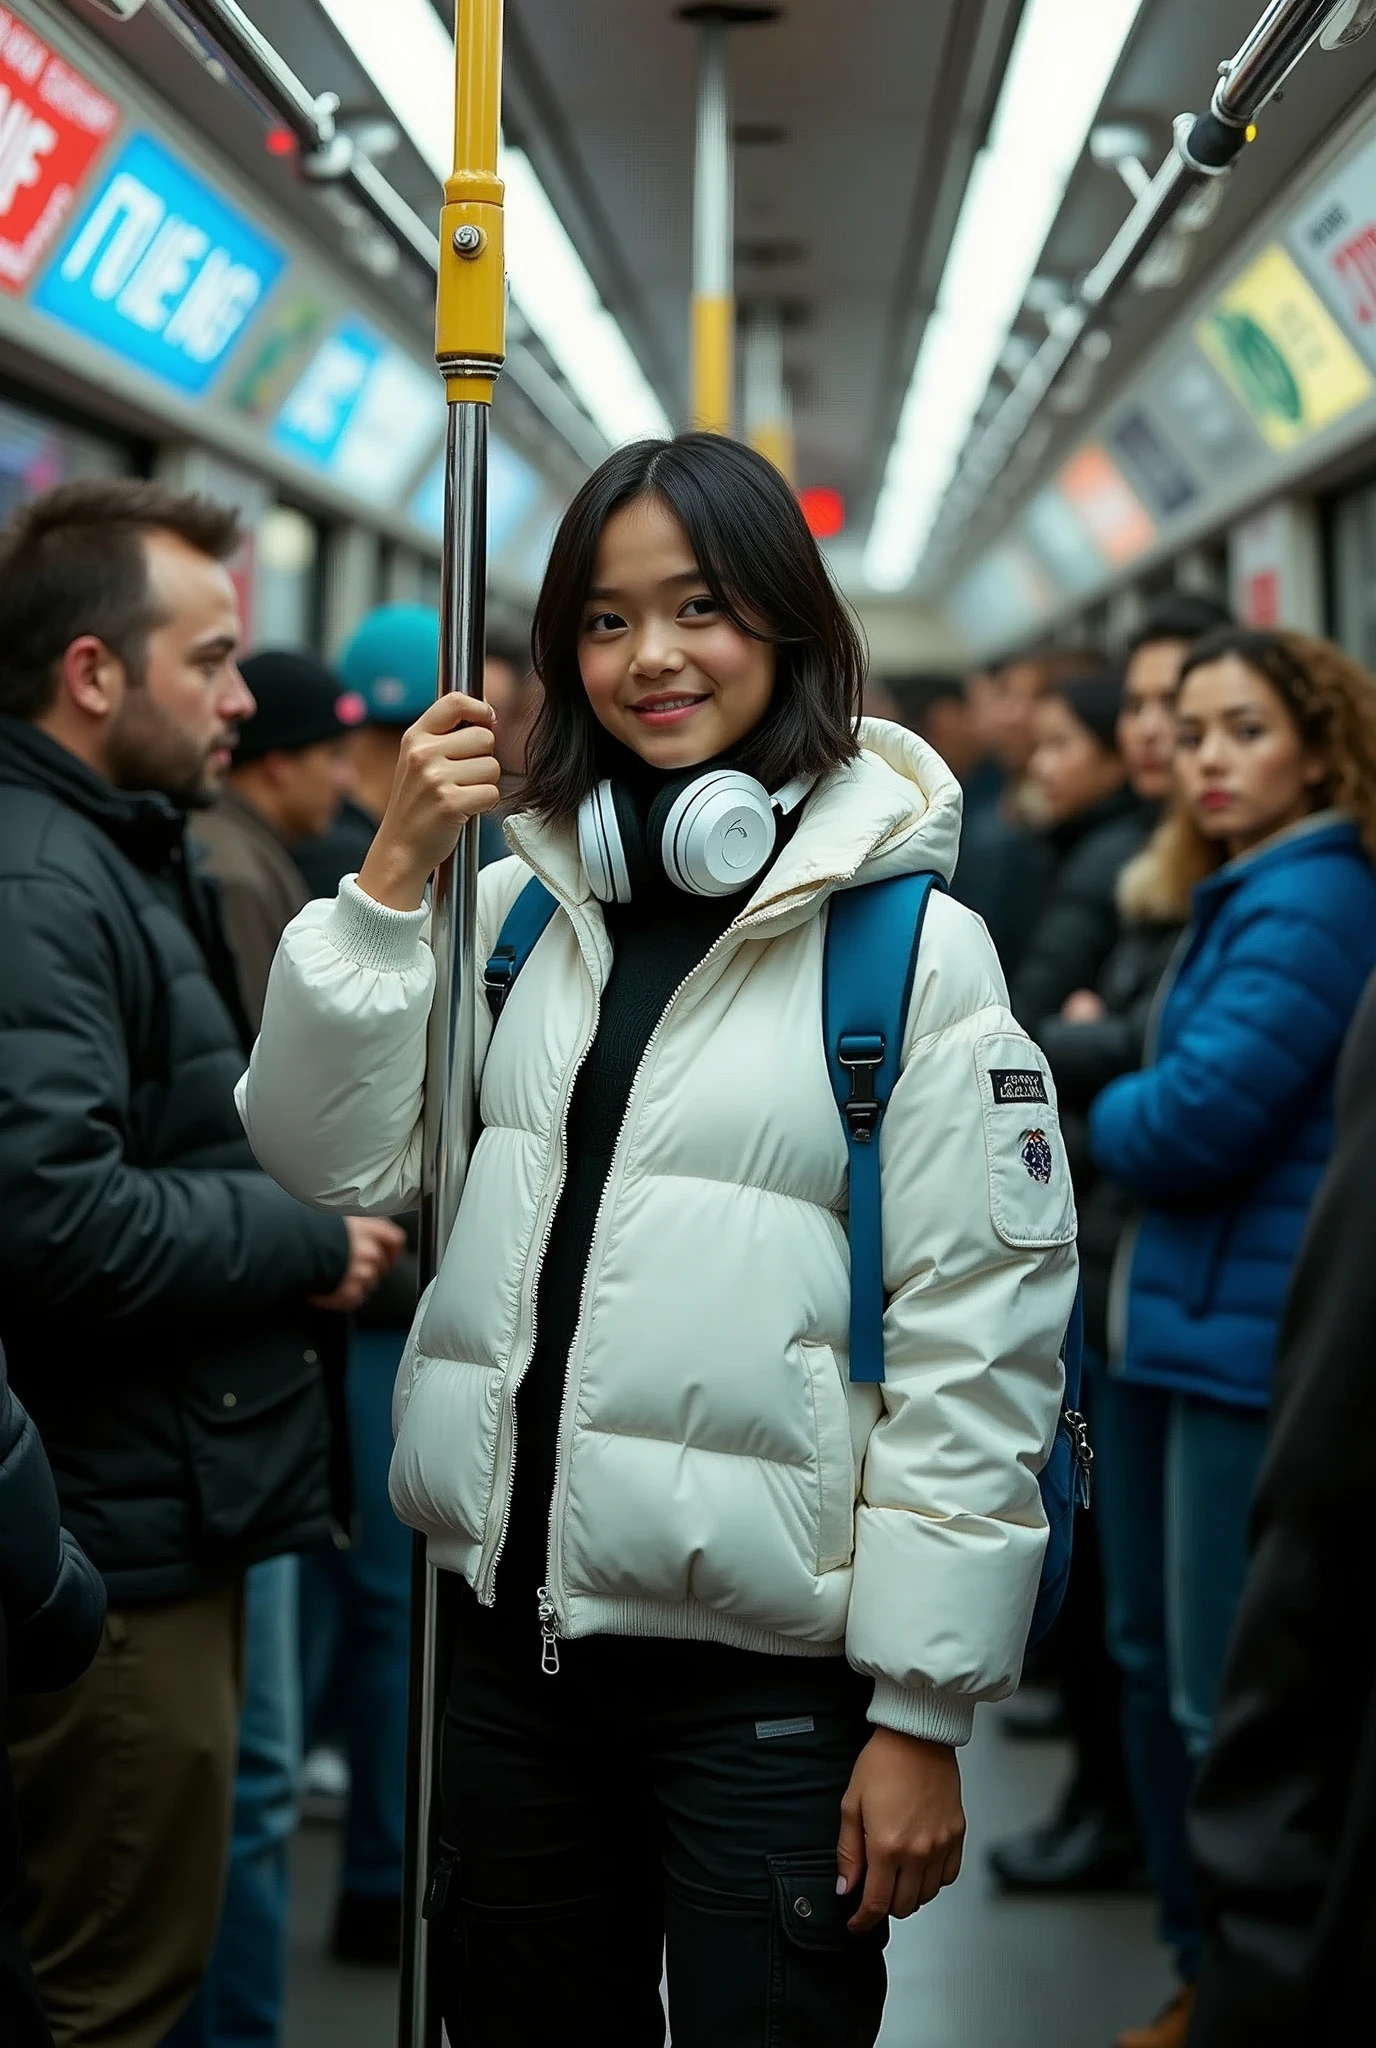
[437,0,506,403]
[692,294,734,435]
[690,15,733,433]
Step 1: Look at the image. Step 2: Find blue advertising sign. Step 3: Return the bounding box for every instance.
[273,319,445,499]
[33,132,285,395]
[271,320,381,469]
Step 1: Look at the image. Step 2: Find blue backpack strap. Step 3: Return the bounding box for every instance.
[484,878,558,1021]
[823,873,942,1385]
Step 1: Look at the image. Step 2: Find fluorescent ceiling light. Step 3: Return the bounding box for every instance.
[315,0,672,446]
[862,0,1147,591]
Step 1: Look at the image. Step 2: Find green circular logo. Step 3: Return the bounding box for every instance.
[1212,311,1303,425]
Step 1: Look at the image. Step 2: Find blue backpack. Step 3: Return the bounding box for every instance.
[485,870,1089,1648]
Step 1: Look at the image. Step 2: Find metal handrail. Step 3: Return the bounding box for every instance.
[923,0,1361,585]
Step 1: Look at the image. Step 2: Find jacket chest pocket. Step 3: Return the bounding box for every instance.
[800,1342,854,1573]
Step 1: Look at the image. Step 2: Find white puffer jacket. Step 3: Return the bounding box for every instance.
[239,720,1077,1745]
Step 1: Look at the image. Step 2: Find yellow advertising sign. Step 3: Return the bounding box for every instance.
[1197,243,1374,450]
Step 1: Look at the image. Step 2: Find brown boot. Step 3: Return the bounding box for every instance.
[1114,1985,1196,2048]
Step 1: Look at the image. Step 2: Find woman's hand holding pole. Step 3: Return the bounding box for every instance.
[357,695,502,914]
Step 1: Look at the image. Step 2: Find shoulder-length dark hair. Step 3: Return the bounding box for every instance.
[521,433,865,820]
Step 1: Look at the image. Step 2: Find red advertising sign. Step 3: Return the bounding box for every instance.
[1289,134,1376,374]
[1056,444,1156,567]
[0,9,118,295]
[1331,224,1376,333]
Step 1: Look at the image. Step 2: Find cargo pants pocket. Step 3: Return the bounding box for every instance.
[766,1851,888,2048]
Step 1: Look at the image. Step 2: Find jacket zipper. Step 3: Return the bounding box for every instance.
[476,939,606,1608]
[537,893,810,1668]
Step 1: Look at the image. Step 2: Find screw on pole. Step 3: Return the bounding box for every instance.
[453,224,486,256]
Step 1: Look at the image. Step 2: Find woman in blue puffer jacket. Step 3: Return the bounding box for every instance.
[1088,625,1376,2048]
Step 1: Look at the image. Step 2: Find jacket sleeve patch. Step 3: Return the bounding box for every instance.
[976,1032,1077,1250]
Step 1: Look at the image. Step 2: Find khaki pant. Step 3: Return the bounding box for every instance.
[7,1581,243,2048]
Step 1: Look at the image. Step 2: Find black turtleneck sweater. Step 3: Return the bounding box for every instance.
[494,753,793,1620]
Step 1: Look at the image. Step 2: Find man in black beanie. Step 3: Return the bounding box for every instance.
[193,649,365,1027]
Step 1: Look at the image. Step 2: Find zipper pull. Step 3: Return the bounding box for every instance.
[1064,1408,1094,1510]
[423,1844,457,1921]
[536,1586,561,1675]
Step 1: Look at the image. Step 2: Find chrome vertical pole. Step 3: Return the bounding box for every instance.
[402,7,505,2045]
[421,403,488,1262]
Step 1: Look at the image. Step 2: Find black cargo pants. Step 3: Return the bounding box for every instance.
[432,1593,888,2048]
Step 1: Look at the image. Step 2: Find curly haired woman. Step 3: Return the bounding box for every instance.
[1088,627,1376,2048]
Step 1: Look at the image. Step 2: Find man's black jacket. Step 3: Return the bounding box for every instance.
[1187,968,1376,2048]
[0,1336,106,1915]
[0,717,349,1605]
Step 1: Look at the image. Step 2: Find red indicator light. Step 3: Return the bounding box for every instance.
[265,127,296,158]
[799,486,844,539]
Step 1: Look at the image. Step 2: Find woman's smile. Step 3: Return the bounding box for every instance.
[628,690,711,728]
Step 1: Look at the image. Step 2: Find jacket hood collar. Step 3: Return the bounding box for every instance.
[503,717,963,928]
[1198,808,1361,900]
[0,714,186,869]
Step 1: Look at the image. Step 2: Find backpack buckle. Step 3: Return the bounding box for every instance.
[483,949,516,1020]
[837,1033,885,1144]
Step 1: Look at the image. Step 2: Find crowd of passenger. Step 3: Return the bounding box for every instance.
[884,605,1376,2048]
[0,464,1372,2048]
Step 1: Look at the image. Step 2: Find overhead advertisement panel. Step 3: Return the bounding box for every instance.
[1144,346,1262,480]
[1020,486,1103,596]
[228,290,332,425]
[272,317,445,502]
[1287,133,1376,373]
[32,130,285,394]
[0,8,119,294]
[1108,408,1199,521]
[1195,243,1374,450]
[1056,445,1156,567]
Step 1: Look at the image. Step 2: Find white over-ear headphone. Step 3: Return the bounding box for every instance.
[578,768,815,903]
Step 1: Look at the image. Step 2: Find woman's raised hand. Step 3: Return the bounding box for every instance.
[357,694,502,912]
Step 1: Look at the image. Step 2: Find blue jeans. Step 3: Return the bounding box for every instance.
[164,1555,301,2048]
[300,1330,412,1899]
[1095,1378,1268,1982]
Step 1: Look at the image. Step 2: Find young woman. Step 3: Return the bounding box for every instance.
[239,433,1076,2047]
[1011,672,1149,1030]
[1087,626,1376,2048]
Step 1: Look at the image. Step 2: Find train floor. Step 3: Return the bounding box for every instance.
[283,1696,1174,2048]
